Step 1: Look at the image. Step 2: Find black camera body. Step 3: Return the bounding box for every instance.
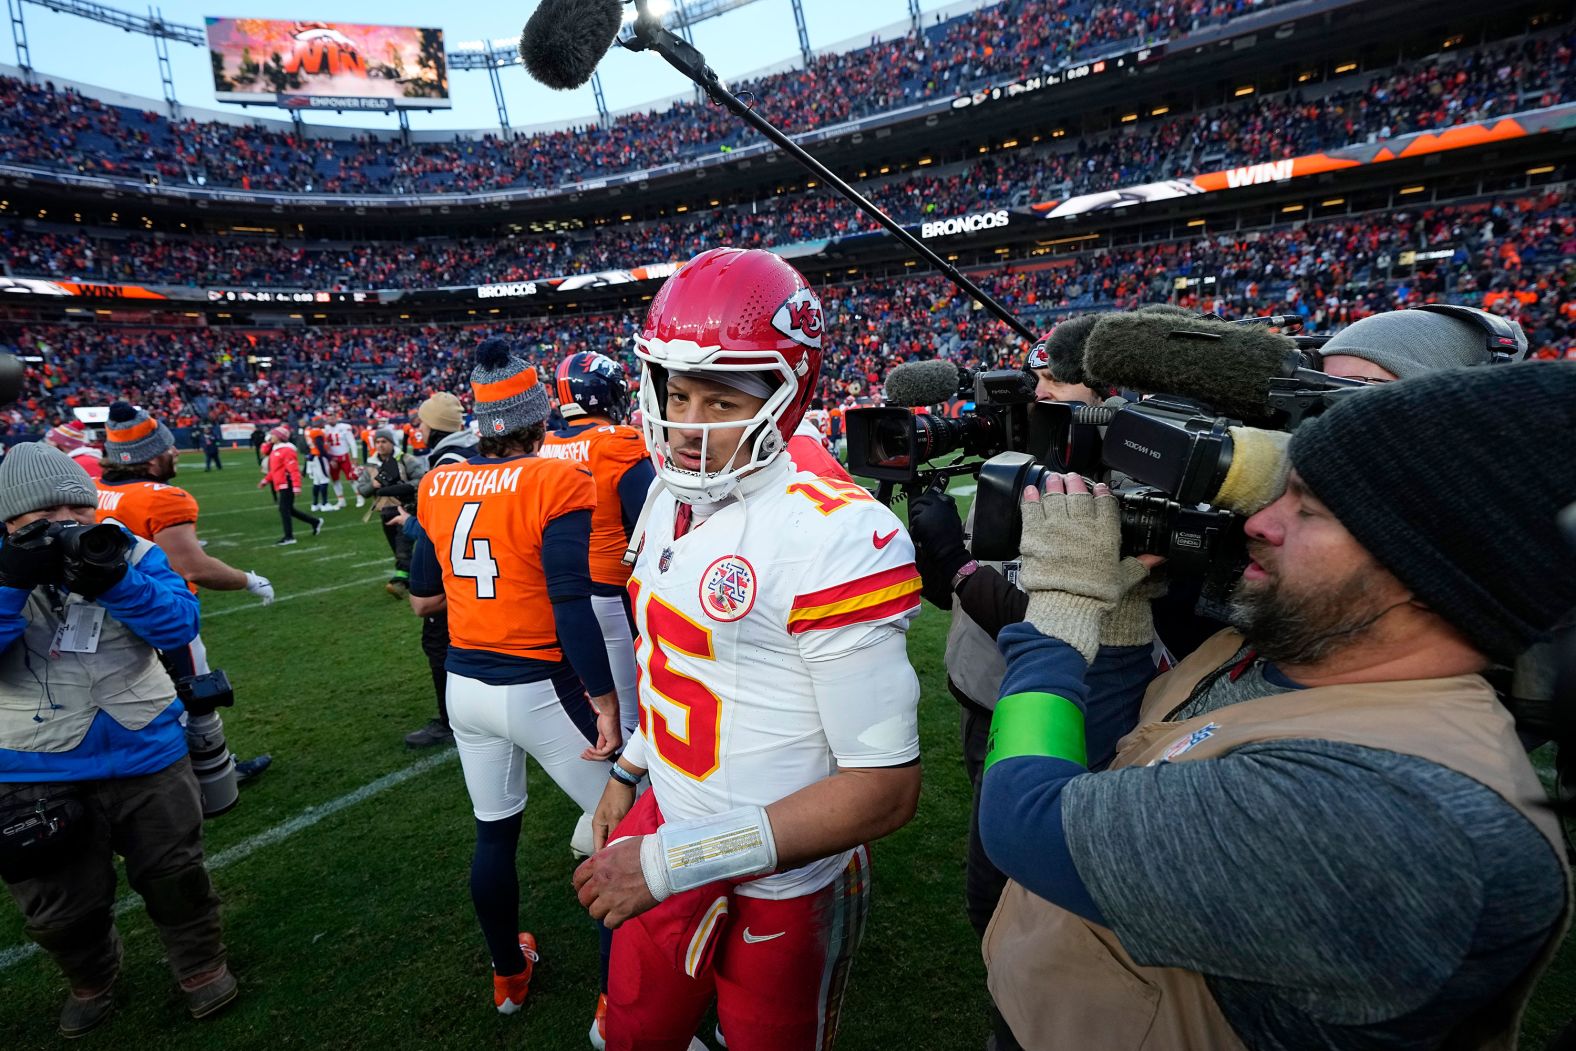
[176,670,236,718]
[845,367,1036,483]
[46,522,128,567]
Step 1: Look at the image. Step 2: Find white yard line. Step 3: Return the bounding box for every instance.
[203,575,390,617]
[0,749,459,972]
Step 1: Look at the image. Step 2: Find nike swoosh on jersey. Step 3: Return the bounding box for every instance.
[872,529,900,550]
[741,928,787,944]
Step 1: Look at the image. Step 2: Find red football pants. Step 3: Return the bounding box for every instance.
[605,791,871,1051]
[328,454,355,482]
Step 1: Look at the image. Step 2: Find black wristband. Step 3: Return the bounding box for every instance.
[608,763,642,788]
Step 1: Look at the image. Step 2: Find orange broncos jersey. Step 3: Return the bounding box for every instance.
[417,455,596,663]
[538,422,651,588]
[95,479,199,539]
[96,479,201,591]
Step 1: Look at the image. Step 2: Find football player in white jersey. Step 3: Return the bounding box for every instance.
[574,248,923,1051]
[323,410,360,508]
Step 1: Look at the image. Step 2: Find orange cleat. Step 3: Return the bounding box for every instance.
[588,992,609,1049]
[493,932,539,1015]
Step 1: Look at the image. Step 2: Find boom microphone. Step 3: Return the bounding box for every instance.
[884,360,963,407]
[1082,312,1305,423]
[519,0,625,90]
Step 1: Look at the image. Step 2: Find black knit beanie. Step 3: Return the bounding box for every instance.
[1289,362,1576,663]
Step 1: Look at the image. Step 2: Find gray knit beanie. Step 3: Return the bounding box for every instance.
[103,400,175,465]
[1290,362,1576,663]
[0,442,100,523]
[1318,309,1522,379]
[470,338,550,438]
[374,428,397,445]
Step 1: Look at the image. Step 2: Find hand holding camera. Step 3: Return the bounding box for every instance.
[60,524,132,599]
[0,521,130,597]
[1018,473,1122,663]
[908,488,970,579]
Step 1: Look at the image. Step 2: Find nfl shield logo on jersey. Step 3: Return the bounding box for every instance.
[699,555,757,622]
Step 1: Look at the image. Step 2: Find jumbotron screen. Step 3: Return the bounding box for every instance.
[204,17,451,111]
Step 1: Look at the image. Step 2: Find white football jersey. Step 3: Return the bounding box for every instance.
[628,454,922,899]
[325,423,355,458]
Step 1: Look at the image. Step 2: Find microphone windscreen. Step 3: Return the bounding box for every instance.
[1037,314,1101,386]
[1083,312,1300,422]
[884,360,961,407]
[520,0,624,90]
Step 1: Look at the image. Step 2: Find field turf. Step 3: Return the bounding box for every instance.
[1,448,1571,1049]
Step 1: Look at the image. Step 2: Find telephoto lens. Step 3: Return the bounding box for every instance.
[185,713,239,817]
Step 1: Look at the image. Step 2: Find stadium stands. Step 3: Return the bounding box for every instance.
[4,28,1570,290]
[4,190,1569,434]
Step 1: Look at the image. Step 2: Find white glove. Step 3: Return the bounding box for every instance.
[245,571,275,606]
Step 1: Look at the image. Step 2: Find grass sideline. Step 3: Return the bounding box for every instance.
[0,448,1569,1049]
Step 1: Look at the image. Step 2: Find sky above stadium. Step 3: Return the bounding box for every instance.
[10,0,965,131]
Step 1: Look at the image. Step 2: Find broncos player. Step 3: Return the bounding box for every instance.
[411,339,622,1020]
[540,352,655,739]
[574,249,923,1051]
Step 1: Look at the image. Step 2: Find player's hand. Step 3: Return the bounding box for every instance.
[245,571,275,606]
[573,836,659,929]
[386,506,410,529]
[582,692,622,761]
[591,777,636,852]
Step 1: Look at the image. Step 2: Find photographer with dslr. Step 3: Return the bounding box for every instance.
[978,363,1574,1051]
[0,443,235,1038]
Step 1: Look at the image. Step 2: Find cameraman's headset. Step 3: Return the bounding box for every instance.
[1411,303,1530,364]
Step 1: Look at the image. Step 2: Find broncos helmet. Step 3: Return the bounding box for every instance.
[555,352,631,424]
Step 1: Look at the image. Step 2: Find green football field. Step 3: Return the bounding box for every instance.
[1,447,1571,1049]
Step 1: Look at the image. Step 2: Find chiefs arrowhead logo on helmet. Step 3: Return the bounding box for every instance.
[771,288,824,350]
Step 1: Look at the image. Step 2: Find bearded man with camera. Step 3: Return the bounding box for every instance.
[978,363,1574,1050]
[0,443,235,1039]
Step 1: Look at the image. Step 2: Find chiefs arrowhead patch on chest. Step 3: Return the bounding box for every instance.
[699,555,758,623]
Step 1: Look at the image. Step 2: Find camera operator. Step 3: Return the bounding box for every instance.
[1317,306,1516,382]
[0,443,236,1037]
[356,428,425,599]
[978,363,1574,1051]
[96,403,275,786]
[906,323,1116,942]
[905,320,1120,1051]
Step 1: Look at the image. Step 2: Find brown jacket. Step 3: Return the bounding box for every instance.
[983,630,1570,1051]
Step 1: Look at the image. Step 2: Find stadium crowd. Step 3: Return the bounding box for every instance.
[4,29,1569,291]
[3,190,1570,436]
[4,1,1560,200]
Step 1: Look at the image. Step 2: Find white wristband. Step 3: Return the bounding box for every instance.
[638,805,779,902]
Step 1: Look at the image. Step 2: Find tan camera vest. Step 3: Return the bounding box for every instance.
[983,629,1571,1051]
[0,537,179,754]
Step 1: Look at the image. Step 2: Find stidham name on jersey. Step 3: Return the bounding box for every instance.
[426,465,524,497]
[538,441,590,463]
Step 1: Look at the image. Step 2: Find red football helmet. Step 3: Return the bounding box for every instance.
[634,248,825,502]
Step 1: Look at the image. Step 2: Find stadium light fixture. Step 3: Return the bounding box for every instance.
[1334,62,1357,74]
[1399,185,1425,195]
[676,205,689,212]
[1282,204,1304,212]
[1297,72,1312,83]
[1000,140,1018,149]
[1052,129,1066,138]
[620,214,633,221]
[879,165,891,174]
[1233,85,1254,97]
[1187,218,1206,227]
[1322,198,1346,206]
[806,180,818,188]
[1527,165,1555,175]
[1120,113,1137,123]
[918,158,933,166]
[1150,106,1169,116]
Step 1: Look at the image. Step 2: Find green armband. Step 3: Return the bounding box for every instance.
[984,692,1087,773]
